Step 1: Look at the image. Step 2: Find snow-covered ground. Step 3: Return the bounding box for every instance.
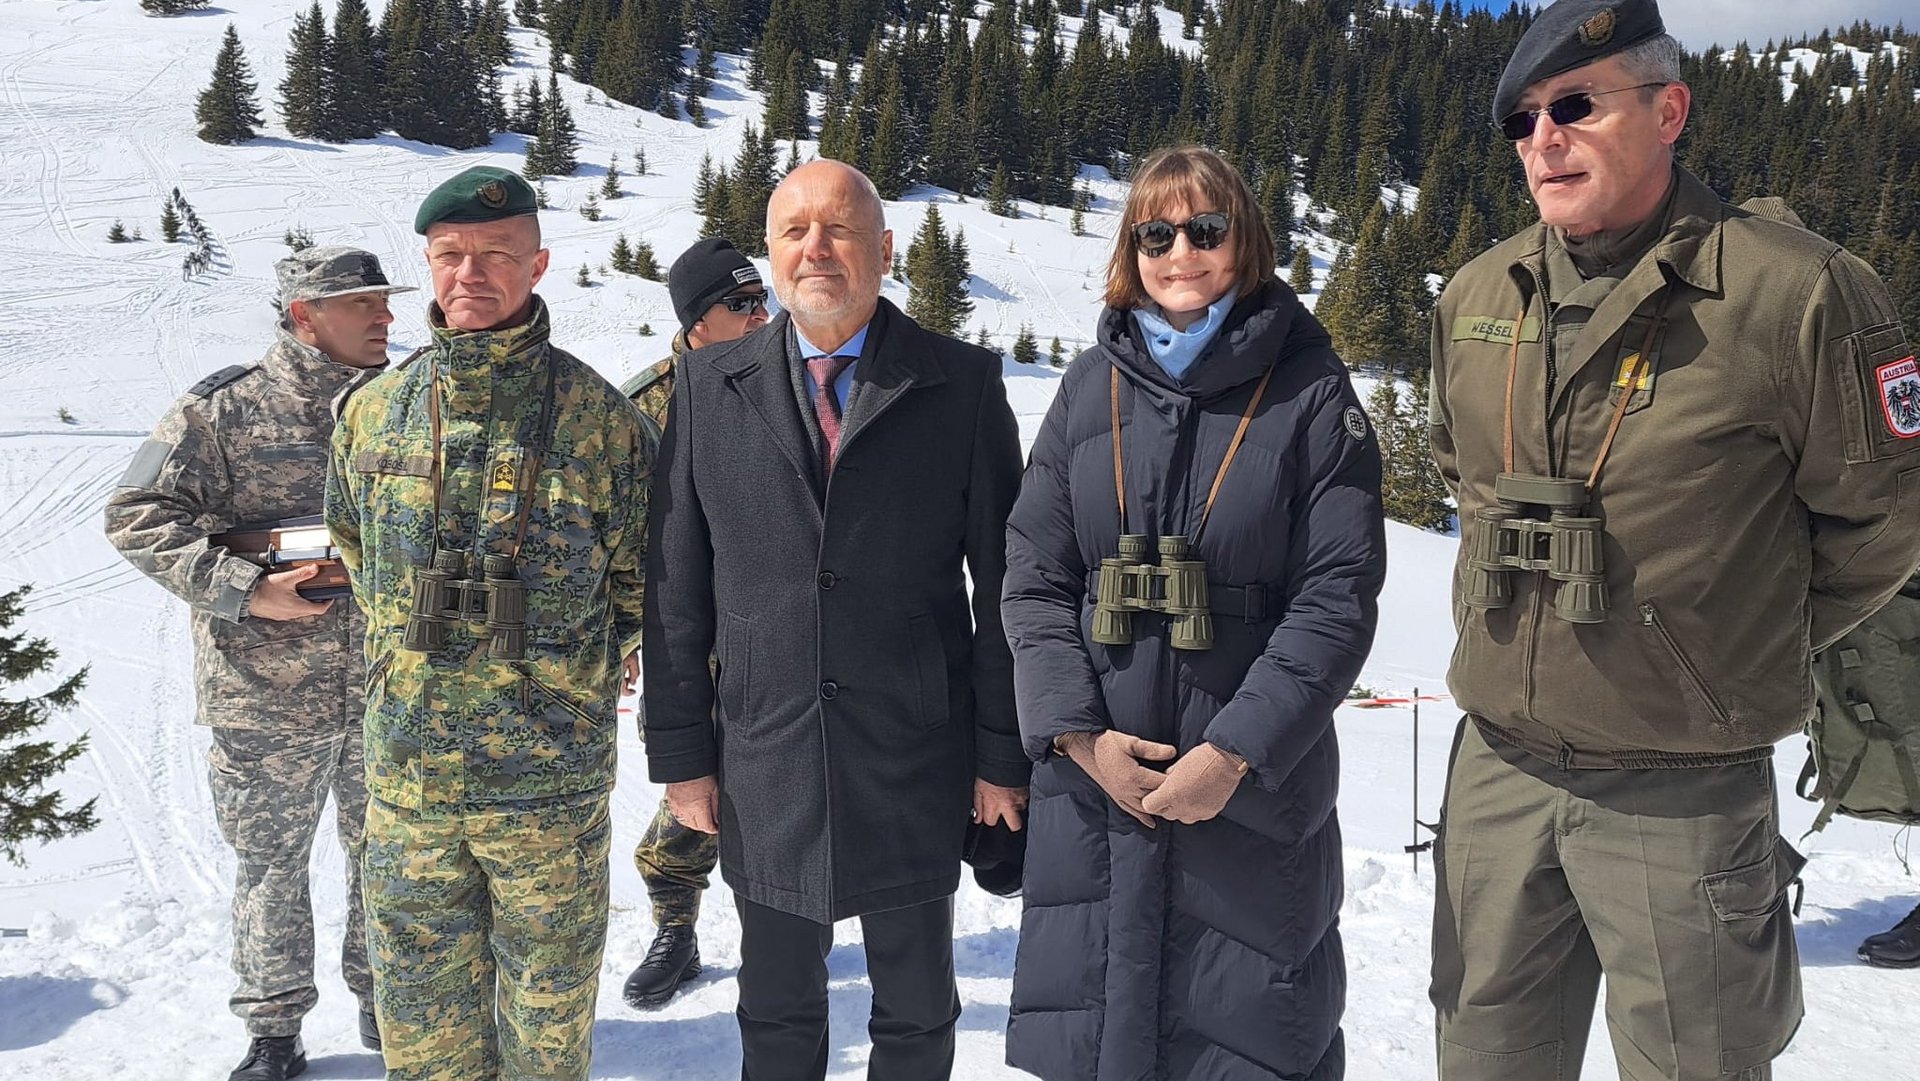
[2,2,1917,1078]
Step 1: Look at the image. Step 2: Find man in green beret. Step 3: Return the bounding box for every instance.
[326,164,651,1081]
[1427,2,1919,1078]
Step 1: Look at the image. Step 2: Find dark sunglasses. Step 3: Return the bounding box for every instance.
[1131,212,1231,258]
[1498,82,1668,141]
[718,291,768,315]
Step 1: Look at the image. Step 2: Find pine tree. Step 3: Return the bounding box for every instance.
[280,1,331,140]
[580,190,601,221]
[107,220,129,243]
[1012,324,1039,364]
[633,240,662,281]
[611,233,636,274]
[142,0,212,13]
[986,164,1017,218]
[196,24,263,145]
[326,0,384,140]
[576,263,592,287]
[0,586,97,865]
[1289,247,1315,295]
[725,124,779,256]
[1048,336,1065,366]
[525,71,578,176]
[1070,206,1085,236]
[633,145,647,175]
[160,200,181,243]
[904,206,973,337]
[601,154,622,199]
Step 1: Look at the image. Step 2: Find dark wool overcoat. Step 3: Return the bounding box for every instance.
[642,300,1027,923]
[1002,282,1386,1081]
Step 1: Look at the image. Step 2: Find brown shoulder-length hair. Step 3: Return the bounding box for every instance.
[1104,145,1276,311]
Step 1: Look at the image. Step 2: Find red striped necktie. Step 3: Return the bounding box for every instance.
[806,355,856,469]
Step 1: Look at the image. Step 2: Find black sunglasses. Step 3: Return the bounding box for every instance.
[1498,82,1668,141]
[1131,212,1231,258]
[718,291,768,315]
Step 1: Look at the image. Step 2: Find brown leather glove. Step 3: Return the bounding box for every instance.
[1058,730,1178,829]
[1140,742,1248,824]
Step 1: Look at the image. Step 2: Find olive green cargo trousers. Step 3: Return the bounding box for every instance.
[1430,720,1804,1081]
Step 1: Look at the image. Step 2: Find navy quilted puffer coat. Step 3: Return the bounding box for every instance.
[1002,281,1385,1081]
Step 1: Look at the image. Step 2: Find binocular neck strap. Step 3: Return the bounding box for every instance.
[1500,292,1671,494]
[1108,360,1277,545]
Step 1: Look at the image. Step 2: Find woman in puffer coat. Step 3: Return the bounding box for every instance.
[1002,145,1386,1081]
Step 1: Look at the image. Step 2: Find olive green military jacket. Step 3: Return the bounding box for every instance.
[1432,166,1920,764]
[104,332,367,732]
[325,299,651,809]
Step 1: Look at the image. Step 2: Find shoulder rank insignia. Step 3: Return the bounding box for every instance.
[187,364,257,399]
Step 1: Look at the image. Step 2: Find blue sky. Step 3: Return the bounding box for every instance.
[1453,0,1913,52]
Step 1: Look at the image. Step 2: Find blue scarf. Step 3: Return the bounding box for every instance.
[1131,288,1239,379]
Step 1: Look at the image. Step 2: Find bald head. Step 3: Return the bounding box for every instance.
[771,160,886,236]
[766,159,893,349]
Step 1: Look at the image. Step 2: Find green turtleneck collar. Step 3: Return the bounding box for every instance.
[1558,167,1680,281]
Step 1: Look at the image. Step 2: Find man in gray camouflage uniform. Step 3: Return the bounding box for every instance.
[104,247,415,1081]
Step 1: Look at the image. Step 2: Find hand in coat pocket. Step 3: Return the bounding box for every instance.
[1059,731,1178,829]
[1140,743,1247,824]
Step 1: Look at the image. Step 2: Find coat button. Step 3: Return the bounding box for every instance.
[817,571,836,590]
[819,680,839,700]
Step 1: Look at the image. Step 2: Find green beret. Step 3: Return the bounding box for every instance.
[1494,0,1667,125]
[413,165,537,235]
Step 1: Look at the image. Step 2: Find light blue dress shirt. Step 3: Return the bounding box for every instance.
[793,322,868,409]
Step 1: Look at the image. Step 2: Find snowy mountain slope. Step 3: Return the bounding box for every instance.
[2,2,1917,1079]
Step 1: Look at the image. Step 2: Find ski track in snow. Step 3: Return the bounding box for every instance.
[2,3,1918,1079]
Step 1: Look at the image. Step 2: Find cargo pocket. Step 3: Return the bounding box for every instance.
[908,613,950,729]
[1701,836,1807,1074]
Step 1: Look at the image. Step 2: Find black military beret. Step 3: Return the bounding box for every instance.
[1493,0,1667,125]
[413,165,538,235]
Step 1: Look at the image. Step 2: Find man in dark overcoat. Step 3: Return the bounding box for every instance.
[641,158,1028,1081]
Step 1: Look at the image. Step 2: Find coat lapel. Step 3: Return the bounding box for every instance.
[707,314,823,507]
[838,300,947,455]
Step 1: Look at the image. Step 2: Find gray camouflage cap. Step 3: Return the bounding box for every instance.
[275,246,418,307]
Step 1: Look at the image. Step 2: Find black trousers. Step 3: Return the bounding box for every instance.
[736,894,960,1081]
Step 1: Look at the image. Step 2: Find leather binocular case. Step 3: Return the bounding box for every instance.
[212,514,351,601]
[1461,472,1608,624]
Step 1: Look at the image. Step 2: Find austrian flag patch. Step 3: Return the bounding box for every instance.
[1879,355,1920,439]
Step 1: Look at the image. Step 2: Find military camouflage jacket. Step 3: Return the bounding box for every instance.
[104,331,369,732]
[1432,165,1920,763]
[325,298,651,809]
[619,332,685,432]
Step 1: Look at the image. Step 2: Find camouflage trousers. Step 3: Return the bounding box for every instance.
[364,790,611,1081]
[207,724,371,1038]
[634,797,718,929]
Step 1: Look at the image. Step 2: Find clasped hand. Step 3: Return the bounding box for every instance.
[1059,731,1246,827]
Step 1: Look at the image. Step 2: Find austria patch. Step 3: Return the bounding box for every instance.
[1878,355,1920,439]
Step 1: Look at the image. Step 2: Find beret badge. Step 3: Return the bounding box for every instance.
[478,180,508,208]
[1578,7,1617,46]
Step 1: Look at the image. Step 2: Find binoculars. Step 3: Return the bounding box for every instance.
[1462,473,1608,624]
[1091,534,1214,651]
[402,549,528,659]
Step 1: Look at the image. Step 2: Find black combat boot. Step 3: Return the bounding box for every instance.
[623,924,702,1009]
[357,1004,382,1052]
[1859,903,1920,968]
[227,1035,306,1081]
